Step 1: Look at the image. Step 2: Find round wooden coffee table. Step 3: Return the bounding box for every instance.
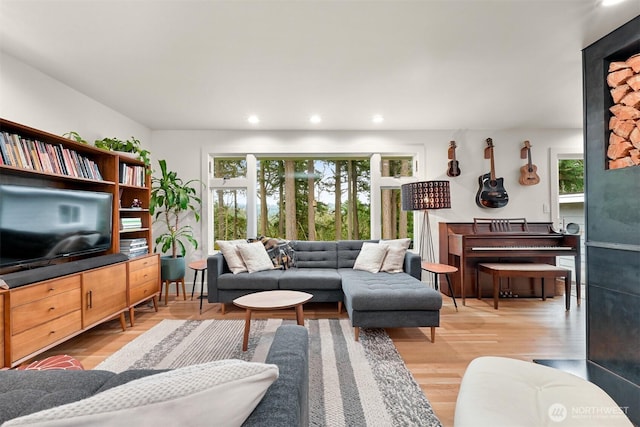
[233,290,313,351]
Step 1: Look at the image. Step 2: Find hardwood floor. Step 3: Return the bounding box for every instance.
[35,287,585,427]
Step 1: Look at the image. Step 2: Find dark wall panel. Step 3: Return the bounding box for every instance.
[583,15,640,426]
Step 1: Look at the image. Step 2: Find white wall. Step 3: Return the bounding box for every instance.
[0,52,151,147]
[152,128,583,259]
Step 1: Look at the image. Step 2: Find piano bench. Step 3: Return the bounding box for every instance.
[476,263,574,310]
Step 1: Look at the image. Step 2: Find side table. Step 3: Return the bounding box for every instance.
[421,262,459,311]
[188,259,207,314]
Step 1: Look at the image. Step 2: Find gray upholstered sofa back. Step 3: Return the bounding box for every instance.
[291,241,338,268]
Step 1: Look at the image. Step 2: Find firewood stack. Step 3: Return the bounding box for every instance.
[608,53,640,169]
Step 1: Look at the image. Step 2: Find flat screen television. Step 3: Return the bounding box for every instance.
[0,184,113,269]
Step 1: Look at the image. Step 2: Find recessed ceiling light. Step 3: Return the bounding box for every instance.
[247,115,260,124]
[309,114,322,124]
[601,0,626,5]
[372,114,384,123]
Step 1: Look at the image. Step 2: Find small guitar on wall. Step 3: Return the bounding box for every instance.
[476,138,509,208]
[446,141,461,177]
[518,140,540,186]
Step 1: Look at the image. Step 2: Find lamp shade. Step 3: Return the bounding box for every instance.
[401,180,451,211]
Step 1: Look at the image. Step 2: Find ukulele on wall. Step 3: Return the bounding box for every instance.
[446,141,461,177]
[476,138,509,208]
[518,140,540,185]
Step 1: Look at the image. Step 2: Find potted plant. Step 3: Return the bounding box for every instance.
[95,136,151,168]
[150,159,203,281]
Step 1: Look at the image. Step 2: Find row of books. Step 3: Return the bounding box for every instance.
[120,217,143,230]
[120,238,149,258]
[119,163,146,187]
[0,131,103,180]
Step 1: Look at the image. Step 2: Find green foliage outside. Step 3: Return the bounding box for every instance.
[212,157,414,243]
[558,160,584,194]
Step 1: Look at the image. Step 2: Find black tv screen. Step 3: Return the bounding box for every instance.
[0,184,113,268]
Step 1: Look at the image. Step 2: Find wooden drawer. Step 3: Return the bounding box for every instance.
[130,278,160,304]
[130,264,159,287]
[11,276,81,307]
[12,289,81,335]
[129,255,159,273]
[11,310,82,363]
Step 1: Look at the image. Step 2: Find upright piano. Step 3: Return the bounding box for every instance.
[438,220,580,303]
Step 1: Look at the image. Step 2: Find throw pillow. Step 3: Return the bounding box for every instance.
[379,238,411,273]
[3,359,279,427]
[16,355,84,371]
[237,242,275,273]
[260,237,296,269]
[353,242,389,273]
[217,239,249,274]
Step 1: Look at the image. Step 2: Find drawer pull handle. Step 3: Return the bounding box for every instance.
[49,307,55,311]
[48,288,55,292]
[49,330,55,335]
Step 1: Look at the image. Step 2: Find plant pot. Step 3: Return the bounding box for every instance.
[160,255,186,281]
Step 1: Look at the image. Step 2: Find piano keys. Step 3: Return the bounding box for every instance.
[439,221,581,305]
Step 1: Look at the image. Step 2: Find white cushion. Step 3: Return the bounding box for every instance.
[237,242,275,273]
[454,356,633,427]
[217,239,249,274]
[353,242,389,273]
[379,238,411,273]
[4,359,279,427]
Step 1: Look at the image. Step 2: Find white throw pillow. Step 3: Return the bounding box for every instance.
[353,242,389,273]
[379,238,411,273]
[217,239,249,274]
[4,359,279,427]
[237,242,275,273]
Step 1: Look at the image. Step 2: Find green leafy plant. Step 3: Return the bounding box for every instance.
[94,136,151,168]
[62,131,88,144]
[150,159,203,258]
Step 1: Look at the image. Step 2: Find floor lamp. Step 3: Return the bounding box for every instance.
[400,180,451,265]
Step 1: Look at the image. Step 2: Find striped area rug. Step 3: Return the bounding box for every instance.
[95,318,442,427]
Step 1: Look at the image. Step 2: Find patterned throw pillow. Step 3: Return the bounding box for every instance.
[16,355,84,371]
[256,237,296,269]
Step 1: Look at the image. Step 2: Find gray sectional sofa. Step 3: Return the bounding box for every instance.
[0,325,309,427]
[207,240,443,341]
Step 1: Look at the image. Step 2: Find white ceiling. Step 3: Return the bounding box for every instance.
[0,0,638,131]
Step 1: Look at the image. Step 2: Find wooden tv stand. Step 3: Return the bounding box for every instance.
[2,253,159,368]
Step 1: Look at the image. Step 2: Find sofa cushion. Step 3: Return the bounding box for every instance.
[352,242,389,273]
[337,240,378,268]
[217,270,283,290]
[279,268,342,290]
[237,242,275,273]
[291,241,338,269]
[340,269,442,311]
[454,356,633,427]
[217,239,250,274]
[4,360,279,427]
[379,238,411,273]
[0,370,116,424]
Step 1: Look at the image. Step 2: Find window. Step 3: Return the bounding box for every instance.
[207,146,422,253]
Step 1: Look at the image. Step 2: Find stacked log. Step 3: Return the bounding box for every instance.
[607,53,640,169]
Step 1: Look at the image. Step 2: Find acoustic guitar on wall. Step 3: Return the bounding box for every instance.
[446,141,461,177]
[518,140,540,185]
[476,138,509,208]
